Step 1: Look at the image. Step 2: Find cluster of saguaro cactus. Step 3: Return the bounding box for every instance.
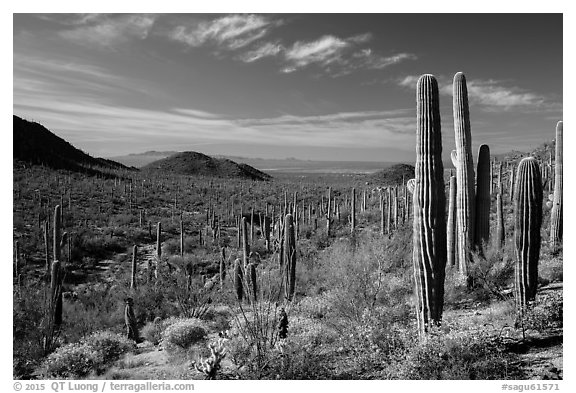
[474,144,491,250]
[550,121,563,251]
[514,157,542,309]
[412,74,447,334]
[452,72,475,275]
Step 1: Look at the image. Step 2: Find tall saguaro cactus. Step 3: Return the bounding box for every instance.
[496,193,505,248]
[452,72,475,275]
[550,121,563,250]
[412,74,447,334]
[131,245,138,290]
[447,176,457,266]
[514,157,542,309]
[284,214,297,301]
[475,144,491,249]
[350,188,356,233]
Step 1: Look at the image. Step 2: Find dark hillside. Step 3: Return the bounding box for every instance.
[142,151,272,181]
[13,115,133,175]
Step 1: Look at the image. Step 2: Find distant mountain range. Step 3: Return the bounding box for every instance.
[110,151,404,174]
[142,151,272,181]
[13,116,272,180]
[13,115,133,176]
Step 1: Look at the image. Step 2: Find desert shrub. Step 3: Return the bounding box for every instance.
[141,320,163,345]
[521,291,563,331]
[387,323,518,380]
[42,342,101,379]
[141,316,180,345]
[161,318,207,353]
[42,330,134,379]
[81,331,134,365]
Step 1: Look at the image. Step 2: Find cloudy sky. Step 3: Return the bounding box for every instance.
[13,13,562,161]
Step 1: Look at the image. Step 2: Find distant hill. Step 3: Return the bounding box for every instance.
[13,115,133,175]
[142,151,272,181]
[110,150,178,168]
[368,163,415,185]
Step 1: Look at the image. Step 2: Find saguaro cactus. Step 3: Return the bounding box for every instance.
[242,217,250,268]
[131,245,137,290]
[496,193,505,248]
[51,205,63,328]
[412,74,447,334]
[447,176,457,266]
[219,247,226,290]
[284,214,297,301]
[475,144,491,249]
[452,72,475,275]
[550,121,563,250]
[350,188,356,233]
[233,258,243,301]
[125,298,139,342]
[514,157,542,309]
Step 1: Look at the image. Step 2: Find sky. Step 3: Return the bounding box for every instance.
[13,13,563,162]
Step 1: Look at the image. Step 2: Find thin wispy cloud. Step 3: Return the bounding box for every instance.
[58,14,156,49]
[237,109,412,126]
[397,75,561,112]
[237,42,283,63]
[169,14,278,50]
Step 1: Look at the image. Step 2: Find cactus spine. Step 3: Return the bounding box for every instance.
[413,74,447,334]
[514,157,542,309]
[447,176,457,266]
[452,72,475,275]
[284,214,296,301]
[550,121,563,250]
[474,144,491,249]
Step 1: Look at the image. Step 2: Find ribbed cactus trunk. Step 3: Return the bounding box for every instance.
[413,74,447,334]
[350,188,356,233]
[180,218,184,257]
[284,214,296,301]
[131,245,137,290]
[242,217,250,268]
[219,247,226,290]
[474,144,491,250]
[514,157,542,309]
[246,262,258,302]
[496,193,505,248]
[233,258,243,301]
[447,176,457,267]
[453,72,475,275]
[326,187,331,236]
[51,205,63,328]
[156,222,162,260]
[125,298,139,342]
[550,121,563,251]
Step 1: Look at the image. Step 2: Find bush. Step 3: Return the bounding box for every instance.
[81,331,134,365]
[161,318,207,352]
[521,291,563,331]
[43,342,101,379]
[387,323,518,380]
[42,330,134,378]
